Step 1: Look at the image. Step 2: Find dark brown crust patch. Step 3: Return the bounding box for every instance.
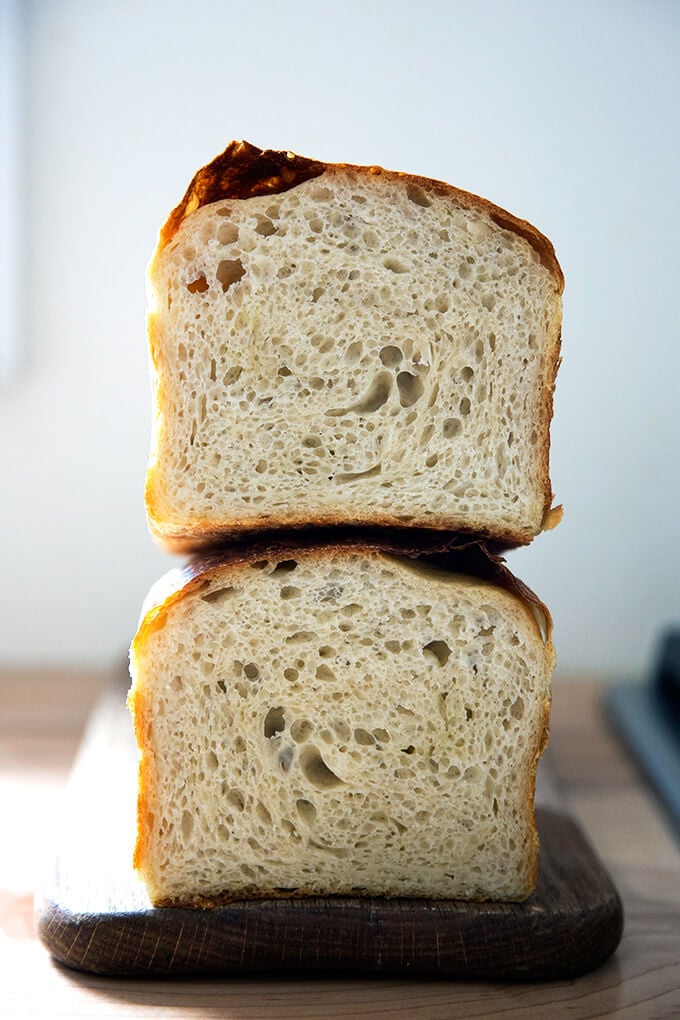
[159,141,327,249]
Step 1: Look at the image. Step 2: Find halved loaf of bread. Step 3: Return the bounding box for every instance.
[145,141,564,553]
[128,539,554,906]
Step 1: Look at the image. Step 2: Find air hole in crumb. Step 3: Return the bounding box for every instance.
[299,746,344,789]
[296,799,317,825]
[510,696,525,720]
[443,418,462,438]
[273,559,298,574]
[264,706,286,738]
[423,640,452,666]
[335,463,382,484]
[333,719,351,740]
[180,810,194,839]
[354,728,375,746]
[406,184,432,207]
[315,664,336,681]
[255,217,276,236]
[459,397,471,415]
[286,630,316,644]
[217,222,239,245]
[216,258,245,291]
[397,371,424,407]
[187,274,209,294]
[383,256,409,274]
[379,345,403,367]
[256,801,272,824]
[327,372,392,416]
[280,585,301,600]
[202,586,235,604]
[290,719,313,742]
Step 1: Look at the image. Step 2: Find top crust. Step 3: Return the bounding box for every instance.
[133,532,554,653]
[157,140,564,289]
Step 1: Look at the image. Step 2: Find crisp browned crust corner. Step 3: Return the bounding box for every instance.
[159,141,327,249]
[156,140,564,287]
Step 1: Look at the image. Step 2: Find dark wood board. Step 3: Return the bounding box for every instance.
[37,684,623,981]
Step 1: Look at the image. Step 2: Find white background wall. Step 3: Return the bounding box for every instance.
[1,0,678,677]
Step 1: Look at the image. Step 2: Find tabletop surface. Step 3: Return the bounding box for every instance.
[2,667,679,1018]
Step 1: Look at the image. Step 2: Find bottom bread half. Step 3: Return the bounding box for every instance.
[128,543,554,906]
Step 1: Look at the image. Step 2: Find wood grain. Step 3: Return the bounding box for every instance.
[2,670,680,1016]
[37,808,622,980]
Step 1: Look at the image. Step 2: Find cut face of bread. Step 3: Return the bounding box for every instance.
[128,543,554,906]
[145,142,563,552]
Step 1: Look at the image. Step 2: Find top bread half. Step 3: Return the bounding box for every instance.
[145,142,563,553]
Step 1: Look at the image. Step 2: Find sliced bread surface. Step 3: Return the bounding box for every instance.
[145,142,563,552]
[128,541,554,906]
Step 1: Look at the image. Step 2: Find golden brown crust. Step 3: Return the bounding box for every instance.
[126,681,153,877]
[537,328,563,528]
[157,140,564,287]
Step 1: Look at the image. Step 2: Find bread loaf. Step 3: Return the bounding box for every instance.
[128,540,554,906]
[145,141,563,553]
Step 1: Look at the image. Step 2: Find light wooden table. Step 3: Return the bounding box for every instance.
[2,668,679,1018]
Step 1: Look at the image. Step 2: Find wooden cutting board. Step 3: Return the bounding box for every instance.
[37,684,623,980]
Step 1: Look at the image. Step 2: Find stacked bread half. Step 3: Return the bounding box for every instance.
[129,141,563,906]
